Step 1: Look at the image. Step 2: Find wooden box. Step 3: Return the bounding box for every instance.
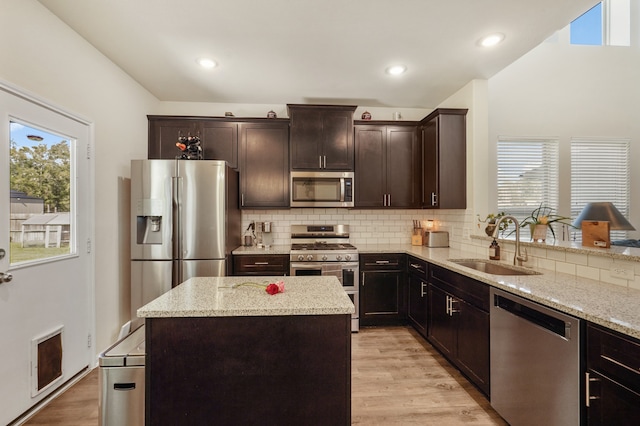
[581,221,610,248]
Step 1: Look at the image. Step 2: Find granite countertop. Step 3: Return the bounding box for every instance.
[358,244,640,340]
[232,245,290,255]
[137,276,355,318]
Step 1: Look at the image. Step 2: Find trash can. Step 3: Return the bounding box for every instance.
[98,324,145,426]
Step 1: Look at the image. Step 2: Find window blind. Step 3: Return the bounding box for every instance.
[497,137,560,239]
[571,138,630,241]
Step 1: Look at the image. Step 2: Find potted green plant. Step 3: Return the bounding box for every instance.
[519,203,573,241]
[477,212,511,237]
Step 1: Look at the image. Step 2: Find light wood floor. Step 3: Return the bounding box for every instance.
[24,326,506,425]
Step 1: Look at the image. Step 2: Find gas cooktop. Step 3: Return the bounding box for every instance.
[290,243,357,251]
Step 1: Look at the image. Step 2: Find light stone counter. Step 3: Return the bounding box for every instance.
[232,245,290,255]
[137,276,355,318]
[359,244,640,339]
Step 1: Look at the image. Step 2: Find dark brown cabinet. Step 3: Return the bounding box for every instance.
[354,123,421,208]
[586,323,640,425]
[407,256,428,337]
[427,264,489,396]
[288,104,356,171]
[421,108,467,209]
[239,121,290,208]
[233,254,290,276]
[359,253,406,326]
[148,116,238,167]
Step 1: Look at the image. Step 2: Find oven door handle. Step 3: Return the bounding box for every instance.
[291,263,323,269]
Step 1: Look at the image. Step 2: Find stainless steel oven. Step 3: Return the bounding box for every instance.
[290,261,359,332]
[289,224,359,331]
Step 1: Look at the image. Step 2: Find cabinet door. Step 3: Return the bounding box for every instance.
[587,370,640,426]
[201,120,238,168]
[239,122,289,208]
[148,118,199,159]
[456,300,490,395]
[360,270,403,326]
[233,255,289,276]
[428,284,455,358]
[354,126,385,207]
[322,109,354,170]
[421,109,467,209]
[290,108,323,169]
[407,273,428,337]
[386,126,420,208]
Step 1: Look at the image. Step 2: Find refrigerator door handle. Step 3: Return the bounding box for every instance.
[172,176,182,286]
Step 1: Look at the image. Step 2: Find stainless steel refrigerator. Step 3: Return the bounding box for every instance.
[130,159,240,327]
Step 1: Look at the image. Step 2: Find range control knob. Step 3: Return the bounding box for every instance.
[322,255,328,261]
[336,255,342,261]
[345,254,351,261]
[297,255,305,261]
[306,254,314,261]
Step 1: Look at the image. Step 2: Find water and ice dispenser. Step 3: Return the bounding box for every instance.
[135,199,164,245]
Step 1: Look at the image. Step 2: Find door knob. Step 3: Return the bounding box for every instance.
[0,272,12,283]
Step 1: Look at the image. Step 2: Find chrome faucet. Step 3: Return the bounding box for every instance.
[491,215,528,266]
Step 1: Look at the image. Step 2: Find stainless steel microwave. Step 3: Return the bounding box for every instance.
[290,171,354,208]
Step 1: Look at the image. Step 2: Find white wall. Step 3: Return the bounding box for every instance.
[0,0,158,354]
[488,13,640,237]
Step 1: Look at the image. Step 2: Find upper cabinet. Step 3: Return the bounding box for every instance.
[239,121,290,209]
[354,122,421,208]
[421,108,467,209]
[148,116,238,168]
[288,104,357,171]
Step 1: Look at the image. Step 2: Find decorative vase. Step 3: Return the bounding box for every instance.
[531,224,548,242]
[485,224,497,237]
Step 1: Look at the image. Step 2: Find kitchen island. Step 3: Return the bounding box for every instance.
[138,276,354,426]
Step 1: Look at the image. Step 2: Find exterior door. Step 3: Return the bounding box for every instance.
[0,83,93,425]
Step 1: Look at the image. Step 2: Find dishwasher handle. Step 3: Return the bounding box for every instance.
[494,293,571,339]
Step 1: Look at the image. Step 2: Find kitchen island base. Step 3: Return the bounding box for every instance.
[145,314,351,425]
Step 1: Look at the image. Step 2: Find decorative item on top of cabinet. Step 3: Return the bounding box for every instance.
[354,121,421,208]
[233,254,290,276]
[359,253,406,326]
[288,104,356,171]
[427,264,489,396]
[407,256,428,337]
[586,323,640,424]
[239,121,290,208]
[421,108,467,209]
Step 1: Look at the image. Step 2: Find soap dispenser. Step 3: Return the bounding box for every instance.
[489,239,501,260]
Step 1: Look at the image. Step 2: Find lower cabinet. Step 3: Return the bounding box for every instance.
[427,265,490,396]
[233,254,289,276]
[587,323,640,425]
[407,256,428,337]
[359,254,406,326]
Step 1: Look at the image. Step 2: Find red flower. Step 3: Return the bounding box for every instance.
[265,283,280,295]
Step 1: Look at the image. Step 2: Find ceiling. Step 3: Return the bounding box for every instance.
[38,0,598,108]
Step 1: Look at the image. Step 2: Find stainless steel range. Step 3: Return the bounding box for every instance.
[290,225,359,331]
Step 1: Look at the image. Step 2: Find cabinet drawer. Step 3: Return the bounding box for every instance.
[233,255,289,275]
[588,323,640,393]
[429,265,489,312]
[360,253,406,271]
[407,256,427,279]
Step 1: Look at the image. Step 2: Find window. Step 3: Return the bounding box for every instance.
[570,0,630,46]
[497,137,560,240]
[9,121,73,264]
[571,138,630,241]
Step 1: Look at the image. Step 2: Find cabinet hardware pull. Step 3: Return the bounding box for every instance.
[450,298,460,314]
[241,193,244,207]
[319,156,322,169]
[388,194,391,207]
[382,194,386,206]
[600,355,640,375]
[362,272,365,287]
[410,263,422,269]
[431,192,437,206]
[421,282,427,297]
[446,296,451,315]
[323,155,327,169]
[585,372,601,407]
[254,262,269,265]
[375,260,390,264]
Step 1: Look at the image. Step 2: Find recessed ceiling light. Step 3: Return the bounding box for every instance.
[479,33,505,47]
[197,58,217,69]
[386,65,407,75]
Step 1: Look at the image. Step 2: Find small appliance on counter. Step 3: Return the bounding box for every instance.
[423,231,449,247]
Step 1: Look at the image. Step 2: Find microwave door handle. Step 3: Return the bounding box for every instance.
[340,178,345,202]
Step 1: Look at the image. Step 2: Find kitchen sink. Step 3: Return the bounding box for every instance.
[448,259,542,276]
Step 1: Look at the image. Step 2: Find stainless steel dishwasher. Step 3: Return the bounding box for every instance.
[490,288,582,426]
[98,324,145,426]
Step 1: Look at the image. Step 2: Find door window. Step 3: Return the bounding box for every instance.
[9,121,74,265]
